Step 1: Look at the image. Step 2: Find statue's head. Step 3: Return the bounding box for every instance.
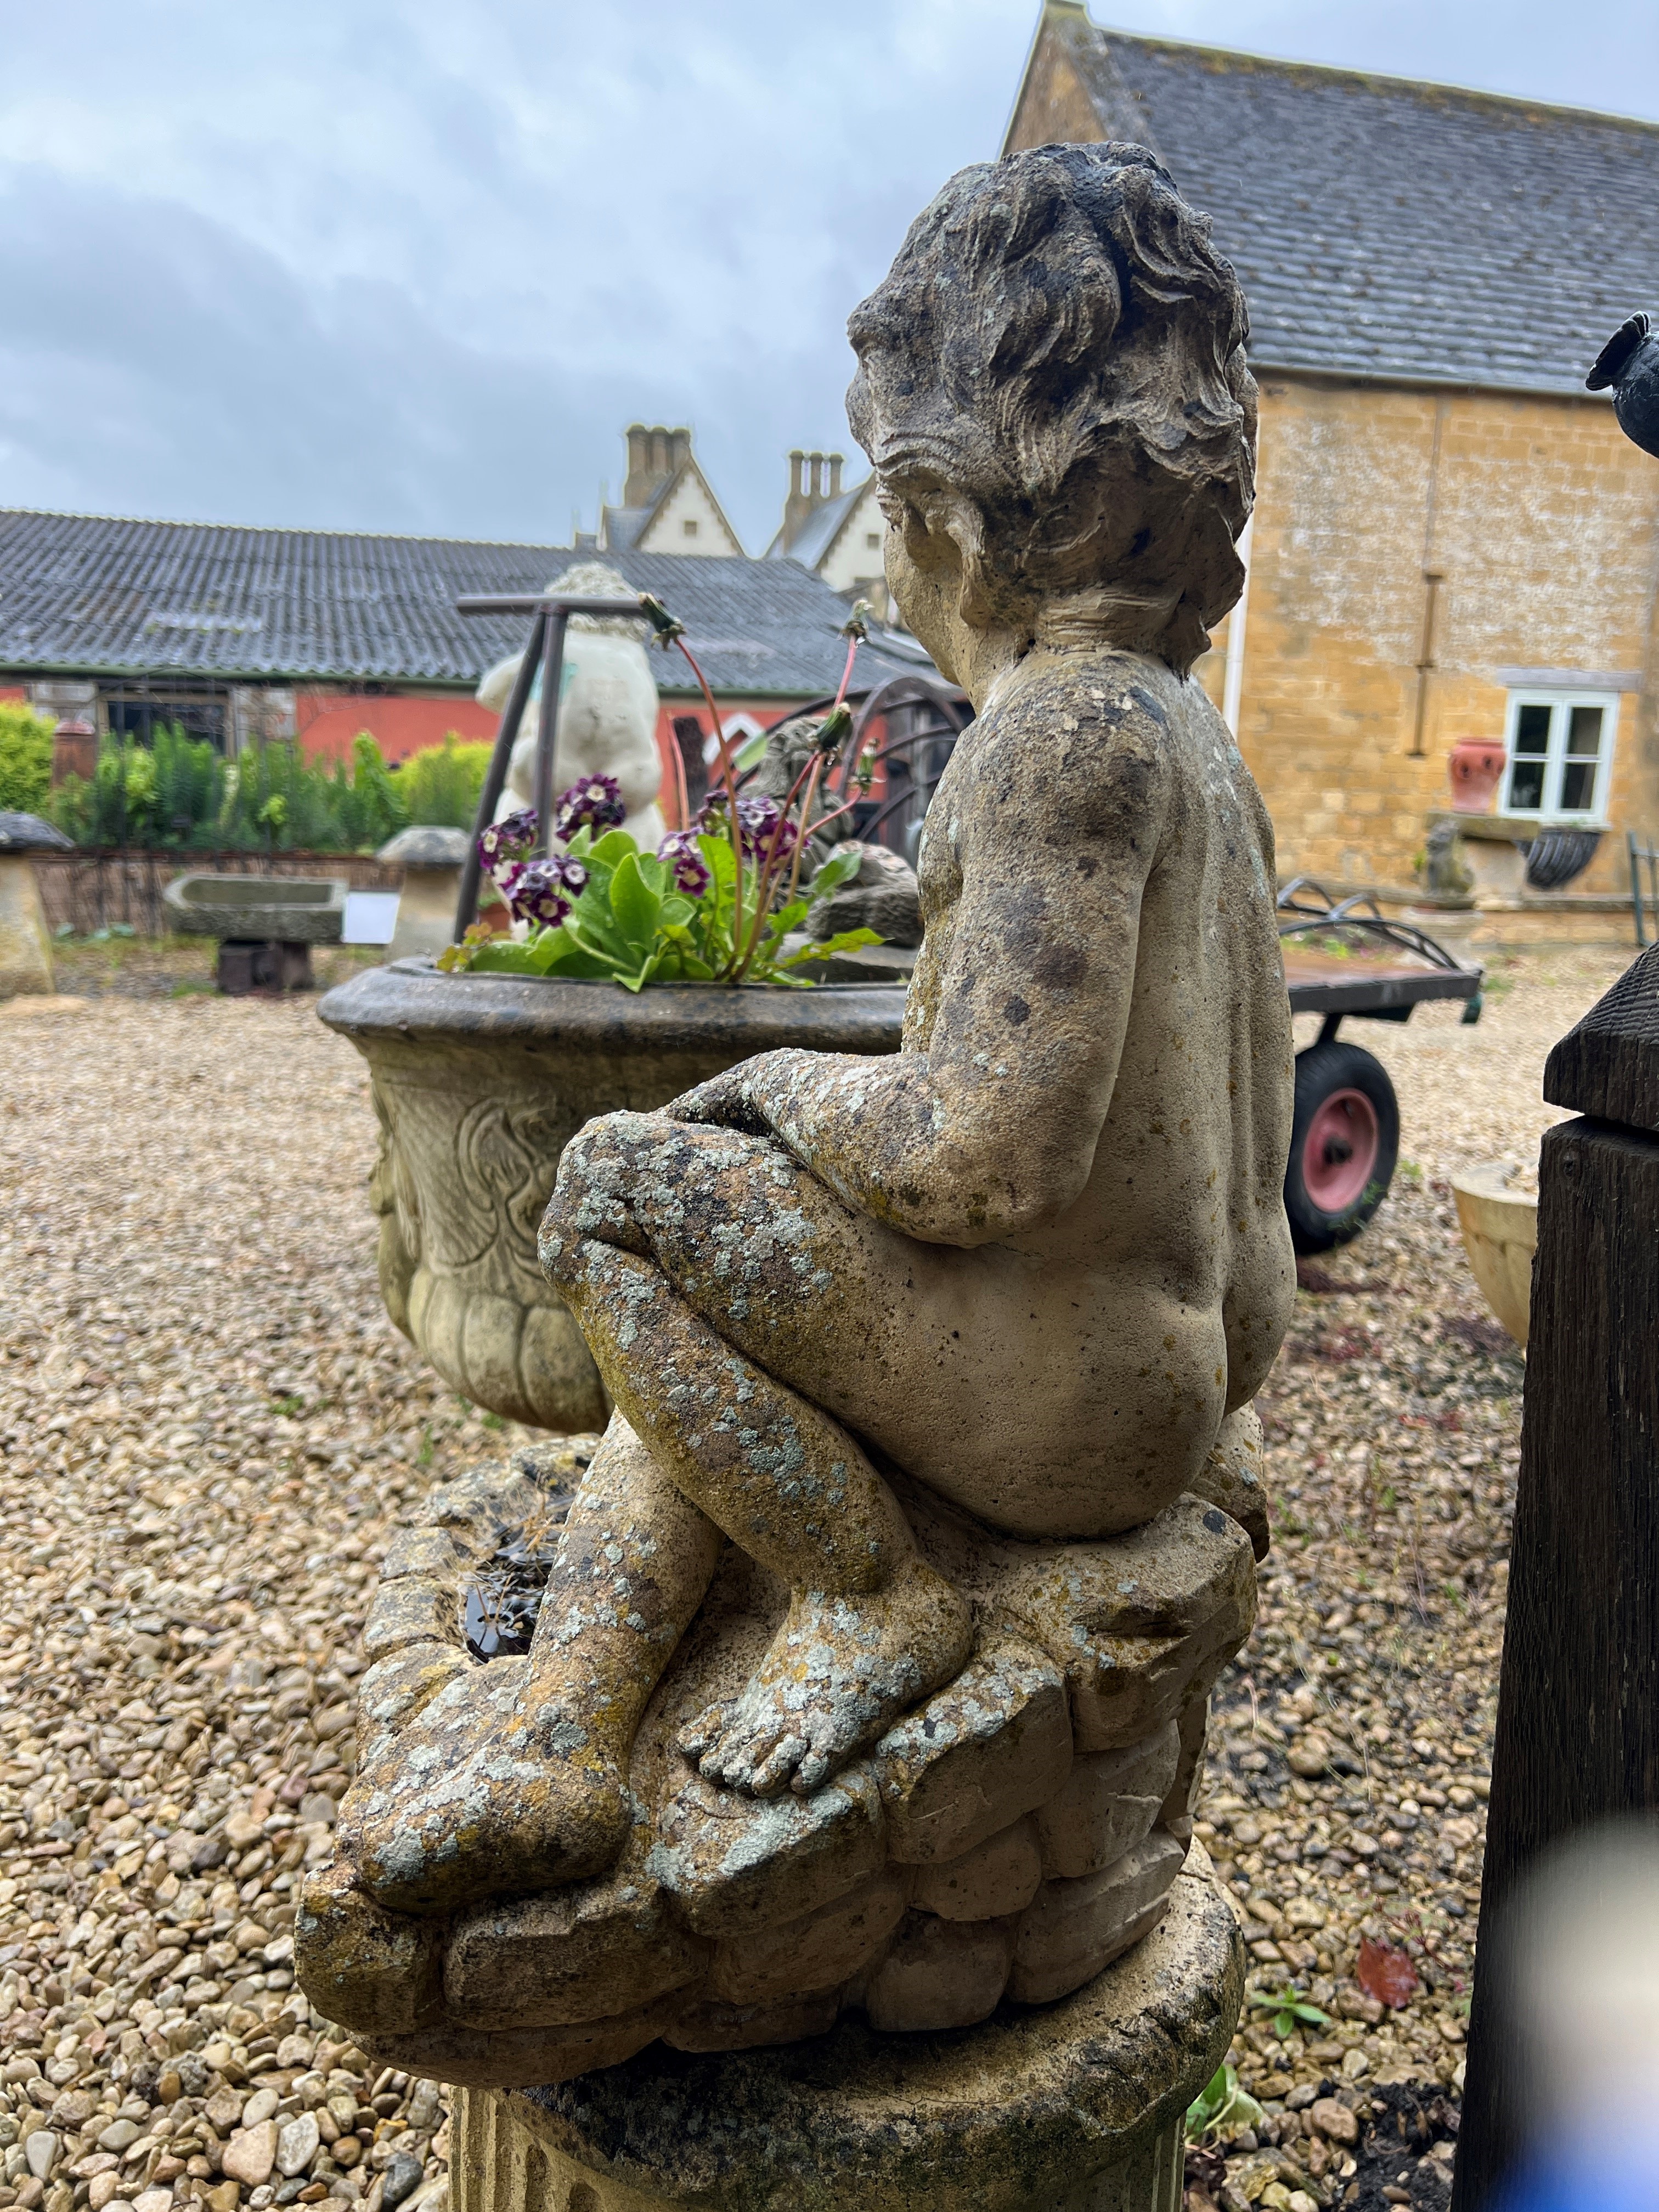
[847,143,1255,678]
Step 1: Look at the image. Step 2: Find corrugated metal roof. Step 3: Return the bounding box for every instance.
[0,510,924,697]
[1027,15,1659,394]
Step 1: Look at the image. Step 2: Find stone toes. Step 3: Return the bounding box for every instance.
[751,1732,807,1796]
[699,1737,747,1787]
[792,1742,832,1796]
[679,1702,729,1760]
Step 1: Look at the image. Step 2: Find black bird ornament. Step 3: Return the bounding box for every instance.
[1587,312,1659,458]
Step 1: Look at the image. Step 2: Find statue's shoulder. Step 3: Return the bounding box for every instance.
[964,650,1183,833]
[988,647,1186,743]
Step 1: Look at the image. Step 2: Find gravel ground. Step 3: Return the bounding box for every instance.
[1189,945,1630,2211]
[0,942,1635,2212]
[0,987,505,2212]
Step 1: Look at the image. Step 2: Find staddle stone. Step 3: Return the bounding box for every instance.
[379,826,471,962]
[450,1846,1238,2212]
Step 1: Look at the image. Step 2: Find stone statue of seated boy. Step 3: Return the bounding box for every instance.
[340,140,1294,1917]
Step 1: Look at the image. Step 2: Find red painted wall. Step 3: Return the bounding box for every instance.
[290,689,803,817]
[294,690,498,765]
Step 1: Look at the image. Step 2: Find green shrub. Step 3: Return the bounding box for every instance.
[0,702,55,815]
[48,723,227,847]
[48,724,413,851]
[218,730,407,852]
[397,735,494,830]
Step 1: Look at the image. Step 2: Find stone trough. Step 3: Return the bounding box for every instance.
[295,1411,1268,2090]
[164,871,348,992]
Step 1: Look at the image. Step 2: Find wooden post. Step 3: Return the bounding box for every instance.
[1454,944,1659,2208]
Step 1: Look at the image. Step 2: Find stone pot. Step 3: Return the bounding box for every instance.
[317,961,907,1430]
[1451,1160,1538,1347]
[1448,737,1508,814]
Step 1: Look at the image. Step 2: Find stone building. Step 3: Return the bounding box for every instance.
[597,425,746,557]
[766,452,889,612]
[1007,3,1659,922]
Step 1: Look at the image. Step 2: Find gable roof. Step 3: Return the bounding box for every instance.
[766,477,879,572]
[1006,4,1659,395]
[601,458,745,558]
[0,509,928,699]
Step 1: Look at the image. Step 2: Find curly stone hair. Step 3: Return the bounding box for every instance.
[847,142,1256,674]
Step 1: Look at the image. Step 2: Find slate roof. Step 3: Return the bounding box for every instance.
[1016,9,1659,394]
[0,510,927,697]
[768,479,871,570]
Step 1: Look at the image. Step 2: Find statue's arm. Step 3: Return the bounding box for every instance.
[671,698,1171,1245]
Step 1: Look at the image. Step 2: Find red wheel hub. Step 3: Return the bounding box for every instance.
[1302,1088,1381,1214]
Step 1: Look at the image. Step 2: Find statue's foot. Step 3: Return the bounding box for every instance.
[340,1664,632,1915]
[680,1557,973,1798]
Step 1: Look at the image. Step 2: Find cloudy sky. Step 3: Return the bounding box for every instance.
[2,0,1655,552]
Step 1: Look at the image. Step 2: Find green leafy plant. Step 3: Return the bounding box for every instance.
[49,722,229,847]
[216,731,407,851]
[445,803,875,992]
[398,735,495,830]
[441,592,884,991]
[1185,2062,1264,2142]
[0,702,55,814]
[1249,1983,1331,2039]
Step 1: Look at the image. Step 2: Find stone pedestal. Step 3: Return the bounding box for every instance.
[379,826,471,962]
[0,853,56,996]
[450,1846,1238,2212]
[0,814,75,996]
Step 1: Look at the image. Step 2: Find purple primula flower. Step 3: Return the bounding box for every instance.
[555,774,626,839]
[700,792,799,860]
[657,831,711,898]
[508,853,587,928]
[478,807,538,878]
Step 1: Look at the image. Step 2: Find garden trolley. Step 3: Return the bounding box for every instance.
[1277,881,1483,1252]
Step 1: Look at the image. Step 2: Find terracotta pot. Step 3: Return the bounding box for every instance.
[318,961,906,1430]
[1450,1161,1538,1346]
[1447,738,1508,815]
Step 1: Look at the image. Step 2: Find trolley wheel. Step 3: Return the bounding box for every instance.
[1285,1040,1400,1254]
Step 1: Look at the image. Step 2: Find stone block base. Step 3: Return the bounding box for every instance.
[218,939,315,994]
[448,1847,1238,2212]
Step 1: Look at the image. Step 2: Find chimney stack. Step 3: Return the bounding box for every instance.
[780,445,850,552]
[623,423,692,510]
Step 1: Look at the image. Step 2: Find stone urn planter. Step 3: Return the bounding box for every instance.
[1451,1160,1538,1346]
[318,960,907,1430]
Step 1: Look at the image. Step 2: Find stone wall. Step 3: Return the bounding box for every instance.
[31,848,399,938]
[1192,378,1659,899]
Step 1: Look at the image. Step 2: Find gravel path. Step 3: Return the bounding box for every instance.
[0,992,505,2212]
[0,944,1634,2212]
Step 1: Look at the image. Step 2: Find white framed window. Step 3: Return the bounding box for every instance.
[1502,690,1618,822]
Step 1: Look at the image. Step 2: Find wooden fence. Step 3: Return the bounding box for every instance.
[31,850,402,939]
